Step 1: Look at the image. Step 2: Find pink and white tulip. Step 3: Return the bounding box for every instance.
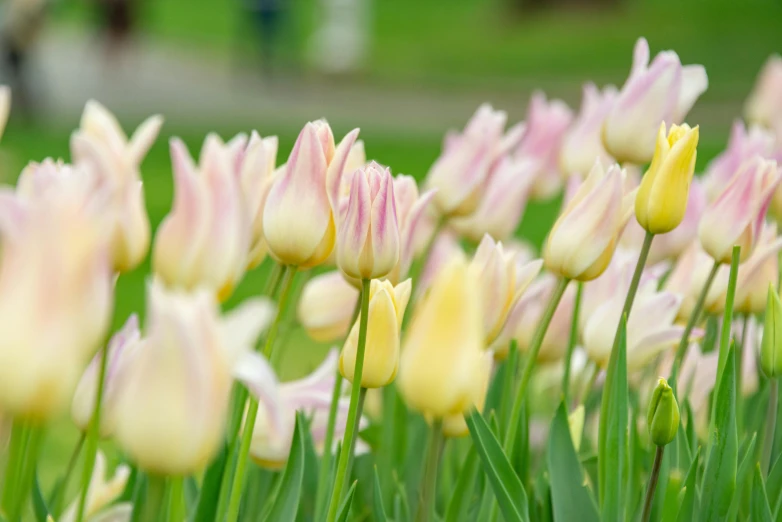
[603,38,708,164]
[699,156,781,263]
[665,242,720,322]
[297,271,359,343]
[264,121,359,268]
[385,175,435,284]
[745,55,782,130]
[516,92,573,199]
[153,136,250,300]
[71,101,163,272]
[560,83,616,177]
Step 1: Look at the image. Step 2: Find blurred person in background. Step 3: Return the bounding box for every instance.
[94,0,139,62]
[244,0,287,78]
[1,0,48,118]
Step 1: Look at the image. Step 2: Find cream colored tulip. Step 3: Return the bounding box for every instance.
[442,352,493,438]
[60,451,131,522]
[298,271,359,342]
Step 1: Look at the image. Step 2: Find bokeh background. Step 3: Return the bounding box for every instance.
[1,0,781,486]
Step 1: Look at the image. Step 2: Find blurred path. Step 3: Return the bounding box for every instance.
[30,29,738,139]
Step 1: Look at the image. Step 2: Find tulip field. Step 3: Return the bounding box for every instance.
[3,14,782,522]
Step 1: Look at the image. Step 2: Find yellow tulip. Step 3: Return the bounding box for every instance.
[340,279,411,388]
[635,123,699,234]
[442,352,493,438]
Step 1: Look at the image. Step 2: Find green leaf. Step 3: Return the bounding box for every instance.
[767,453,782,518]
[598,314,629,521]
[300,414,320,520]
[394,475,411,522]
[444,447,479,522]
[32,472,50,522]
[677,447,701,522]
[372,466,388,522]
[193,444,227,522]
[547,402,599,522]
[129,474,148,522]
[753,464,774,522]
[119,464,139,503]
[184,476,199,514]
[335,480,357,522]
[700,343,738,522]
[728,432,757,520]
[263,412,306,522]
[465,410,529,522]
[660,468,683,522]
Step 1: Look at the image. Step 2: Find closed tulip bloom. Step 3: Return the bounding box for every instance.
[603,38,708,164]
[153,136,250,300]
[263,122,358,268]
[71,315,141,435]
[544,160,636,281]
[442,352,493,438]
[0,86,9,142]
[71,101,163,272]
[337,162,400,280]
[451,156,537,242]
[560,83,617,177]
[703,121,775,201]
[470,235,542,345]
[385,175,435,284]
[344,139,367,177]
[699,156,781,264]
[110,281,274,475]
[647,378,679,446]
[398,257,486,418]
[745,55,782,130]
[236,350,369,469]
[635,123,699,234]
[425,104,509,217]
[762,286,782,378]
[60,451,131,522]
[298,271,359,342]
[516,92,573,199]
[340,279,411,388]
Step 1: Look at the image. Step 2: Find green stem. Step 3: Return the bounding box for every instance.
[669,260,721,383]
[503,277,570,455]
[764,379,779,474]
[14,427,44,522]
[50,432,86,516]
[167,476,184,522]
[223,265,299,522]
[325,278,372,522]
[711,247,741,419]
[641,446,665,522]
[140,475,167,522]
[562,282,584,405]
[76,335,112,522]
[343,387,368,488]
[415,420,444,522]
[1,420,29,519]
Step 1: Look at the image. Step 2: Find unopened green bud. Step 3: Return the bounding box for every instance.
[647,377,679,447]
[761,285,782,379]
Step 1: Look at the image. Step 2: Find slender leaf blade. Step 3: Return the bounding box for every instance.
[753,464,774,522]
[263,413,306,522]
[444,447,479,522]
[372,466,388,522]
[193,445,227,522]
[335,481,357,522]
[677,448,701,522]
[32,473,50,522]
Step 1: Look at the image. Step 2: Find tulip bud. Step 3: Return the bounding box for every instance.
[761,286,782,378]
[336,162,400,280]
[110,281,274,475]
[60,451,131,522]
[0,86,9,142]
[153,136,250,300]
[386,175,435,284]
[745,55,782,130]
[340,279,411,388]
[699,156,781,264]
[264,122,359,268]
[442,352,493,438]
[560,83,616,178]
[71,315,141,436]
[568,405,585,451]
[298,271,359,342]
[603,38,707,164]
[647,378,680,446]
[544,160,636,281]
[398,257,486,418]
[71,101,162,272]
[635,123,699,234]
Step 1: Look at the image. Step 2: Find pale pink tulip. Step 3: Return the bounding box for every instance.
[745,55,782,130]
[664,242,720,322]
[560,83,616,177]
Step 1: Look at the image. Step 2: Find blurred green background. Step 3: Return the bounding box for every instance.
[1,0,780,495]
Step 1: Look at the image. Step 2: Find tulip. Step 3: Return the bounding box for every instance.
[745,55,782,130]
[703,121,776,201]
[442,352,493,438]
[416,231,464,298]
[635,123,699,234]
[336,162,400,280]
[470,234,542,345]
[699,156,781,264]
[664,242,721,322]
[762,286,782,378]
[71,101,163,272]
[0,162,113,420]
[569,405,586,451]
[71,315,141,435]
[544,160,636,281]
[450,156,537,242]
[235,349,369,469]
[560,83,616,177]
[110,281,275,475]
[385,175,435,283]
[60,451,131,522]
[298,271,359,342]
[516,91,573,199]
[344,139,366,177]
[0,86,9,142]
[425,104,509,217]
[234,131,279,269]
[153,136,250,300]
[603,38,708,164]
[340,279,411,388]
[647,378,679,446]
[398,257,486,418]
